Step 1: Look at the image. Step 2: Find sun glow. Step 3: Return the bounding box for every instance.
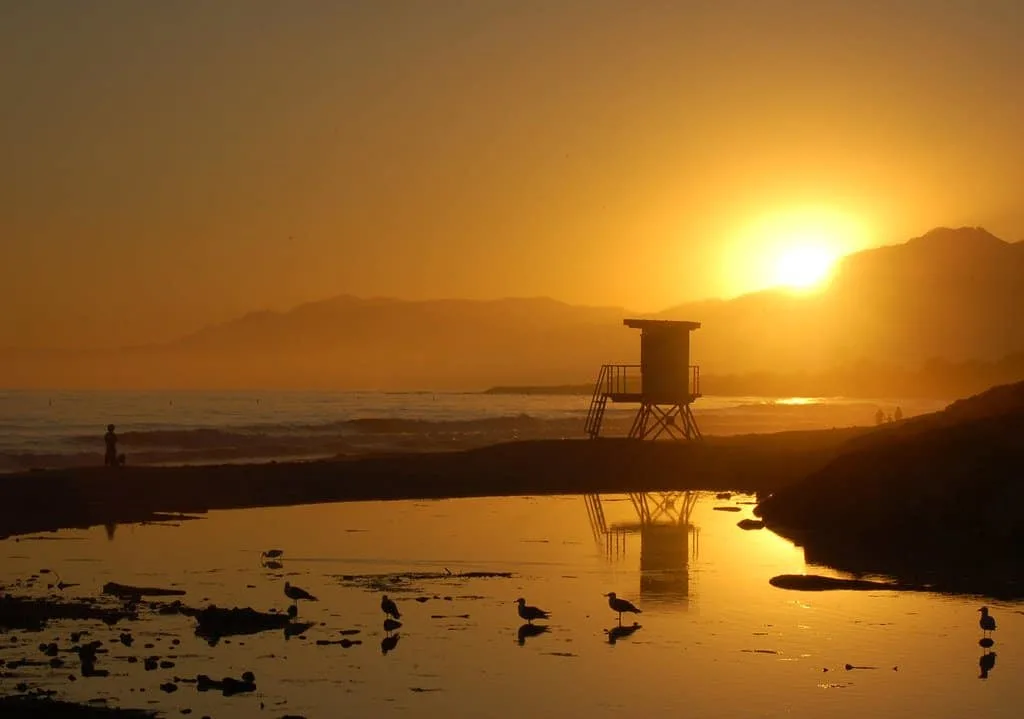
[773,244,836,289]
[725,207,871,295]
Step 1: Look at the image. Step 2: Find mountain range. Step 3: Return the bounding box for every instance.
[2,227,1022,391]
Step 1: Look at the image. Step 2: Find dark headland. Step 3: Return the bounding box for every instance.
[757,380,1024,596]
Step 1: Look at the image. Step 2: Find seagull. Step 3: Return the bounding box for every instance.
[979,606,997,636]
[381,594,401,620]
[515,597,550,624]
[284,581,317,605]
[605,592,642,623]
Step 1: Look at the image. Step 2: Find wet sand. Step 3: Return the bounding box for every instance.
[0,429,867,540]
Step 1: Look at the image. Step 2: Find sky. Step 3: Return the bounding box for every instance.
[2,0,1023,348]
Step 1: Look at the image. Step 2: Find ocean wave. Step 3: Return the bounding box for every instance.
[61,414,579,447]
[0,414,600,473]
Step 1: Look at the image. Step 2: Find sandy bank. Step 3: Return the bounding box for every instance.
[0,430,867,540]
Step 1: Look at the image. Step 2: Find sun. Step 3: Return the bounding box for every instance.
[772,244,837,290]
[725,207,869,295]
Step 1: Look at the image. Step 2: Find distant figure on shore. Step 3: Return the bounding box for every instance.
[104,424,118,467]
[894,406,903,422]
[874,409,884,426]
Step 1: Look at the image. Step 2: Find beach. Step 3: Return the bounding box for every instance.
[0,429,866,541]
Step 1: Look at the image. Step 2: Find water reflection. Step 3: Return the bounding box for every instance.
[605,622,642,645]
[585,491,700,604]
[979,650,997,679]
[4,495,1024,719]
[380,631,400,655]
[517,623,550,646]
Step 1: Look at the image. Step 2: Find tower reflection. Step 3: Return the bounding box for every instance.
[585,491,700,605]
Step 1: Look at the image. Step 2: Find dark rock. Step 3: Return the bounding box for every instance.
[103,583,186,600]
[184,605,291,644]
[769,574,904,592]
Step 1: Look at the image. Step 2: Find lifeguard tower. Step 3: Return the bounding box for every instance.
[584,319,701,440]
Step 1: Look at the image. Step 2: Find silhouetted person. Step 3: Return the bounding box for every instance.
[874,409,884,426]
[104,424,118,467]
[894,406,903,421]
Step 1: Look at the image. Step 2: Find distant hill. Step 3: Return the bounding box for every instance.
[657,227,1024,371]
[1,227,1022,390]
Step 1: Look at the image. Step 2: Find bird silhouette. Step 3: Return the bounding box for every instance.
[605,622,642,645]
[979,606,996,637]
[979,651,997,679]
[517,623,550,646]
[383,618,403,633]
[515,598,550,624]
[605,592,642,624]
[261,549,284,560]
[284,581,317,607]
[381,594,401,620]
[381,632,400,655]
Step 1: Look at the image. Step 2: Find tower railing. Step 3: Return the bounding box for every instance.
[585,364,702,438]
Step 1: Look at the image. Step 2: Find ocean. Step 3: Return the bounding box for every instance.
[0,390,948,473]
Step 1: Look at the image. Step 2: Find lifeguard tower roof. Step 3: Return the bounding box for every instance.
[623,319,701,331]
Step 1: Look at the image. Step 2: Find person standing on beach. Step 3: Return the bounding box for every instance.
[104,424,118,467]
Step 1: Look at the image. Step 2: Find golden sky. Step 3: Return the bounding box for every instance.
[1,0,1022,348]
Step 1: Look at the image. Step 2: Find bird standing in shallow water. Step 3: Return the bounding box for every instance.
[979,606,996,637]
[381,594,401,620]
[284,581,318,606]
[605,592,642,624]
[515,598,550,624]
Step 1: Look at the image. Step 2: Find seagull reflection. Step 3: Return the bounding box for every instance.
[517,623,550,646]
[605,622,642,645]
[979,650,997,679]
[381,632,401,655]
[284,621,315,640]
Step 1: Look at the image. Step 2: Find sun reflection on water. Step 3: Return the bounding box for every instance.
[0,494,1020,718]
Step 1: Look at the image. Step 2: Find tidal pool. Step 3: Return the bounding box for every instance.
[0,492,1017,717]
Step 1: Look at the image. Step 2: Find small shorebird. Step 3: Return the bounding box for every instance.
[284,581,318,606]
[515,597,550,624]
[979,606,997,636]
[261,549,284,560]
[381,594,401,620]
[605,592,642,623]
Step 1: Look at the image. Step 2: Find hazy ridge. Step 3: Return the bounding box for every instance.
[2,227,1022,393]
